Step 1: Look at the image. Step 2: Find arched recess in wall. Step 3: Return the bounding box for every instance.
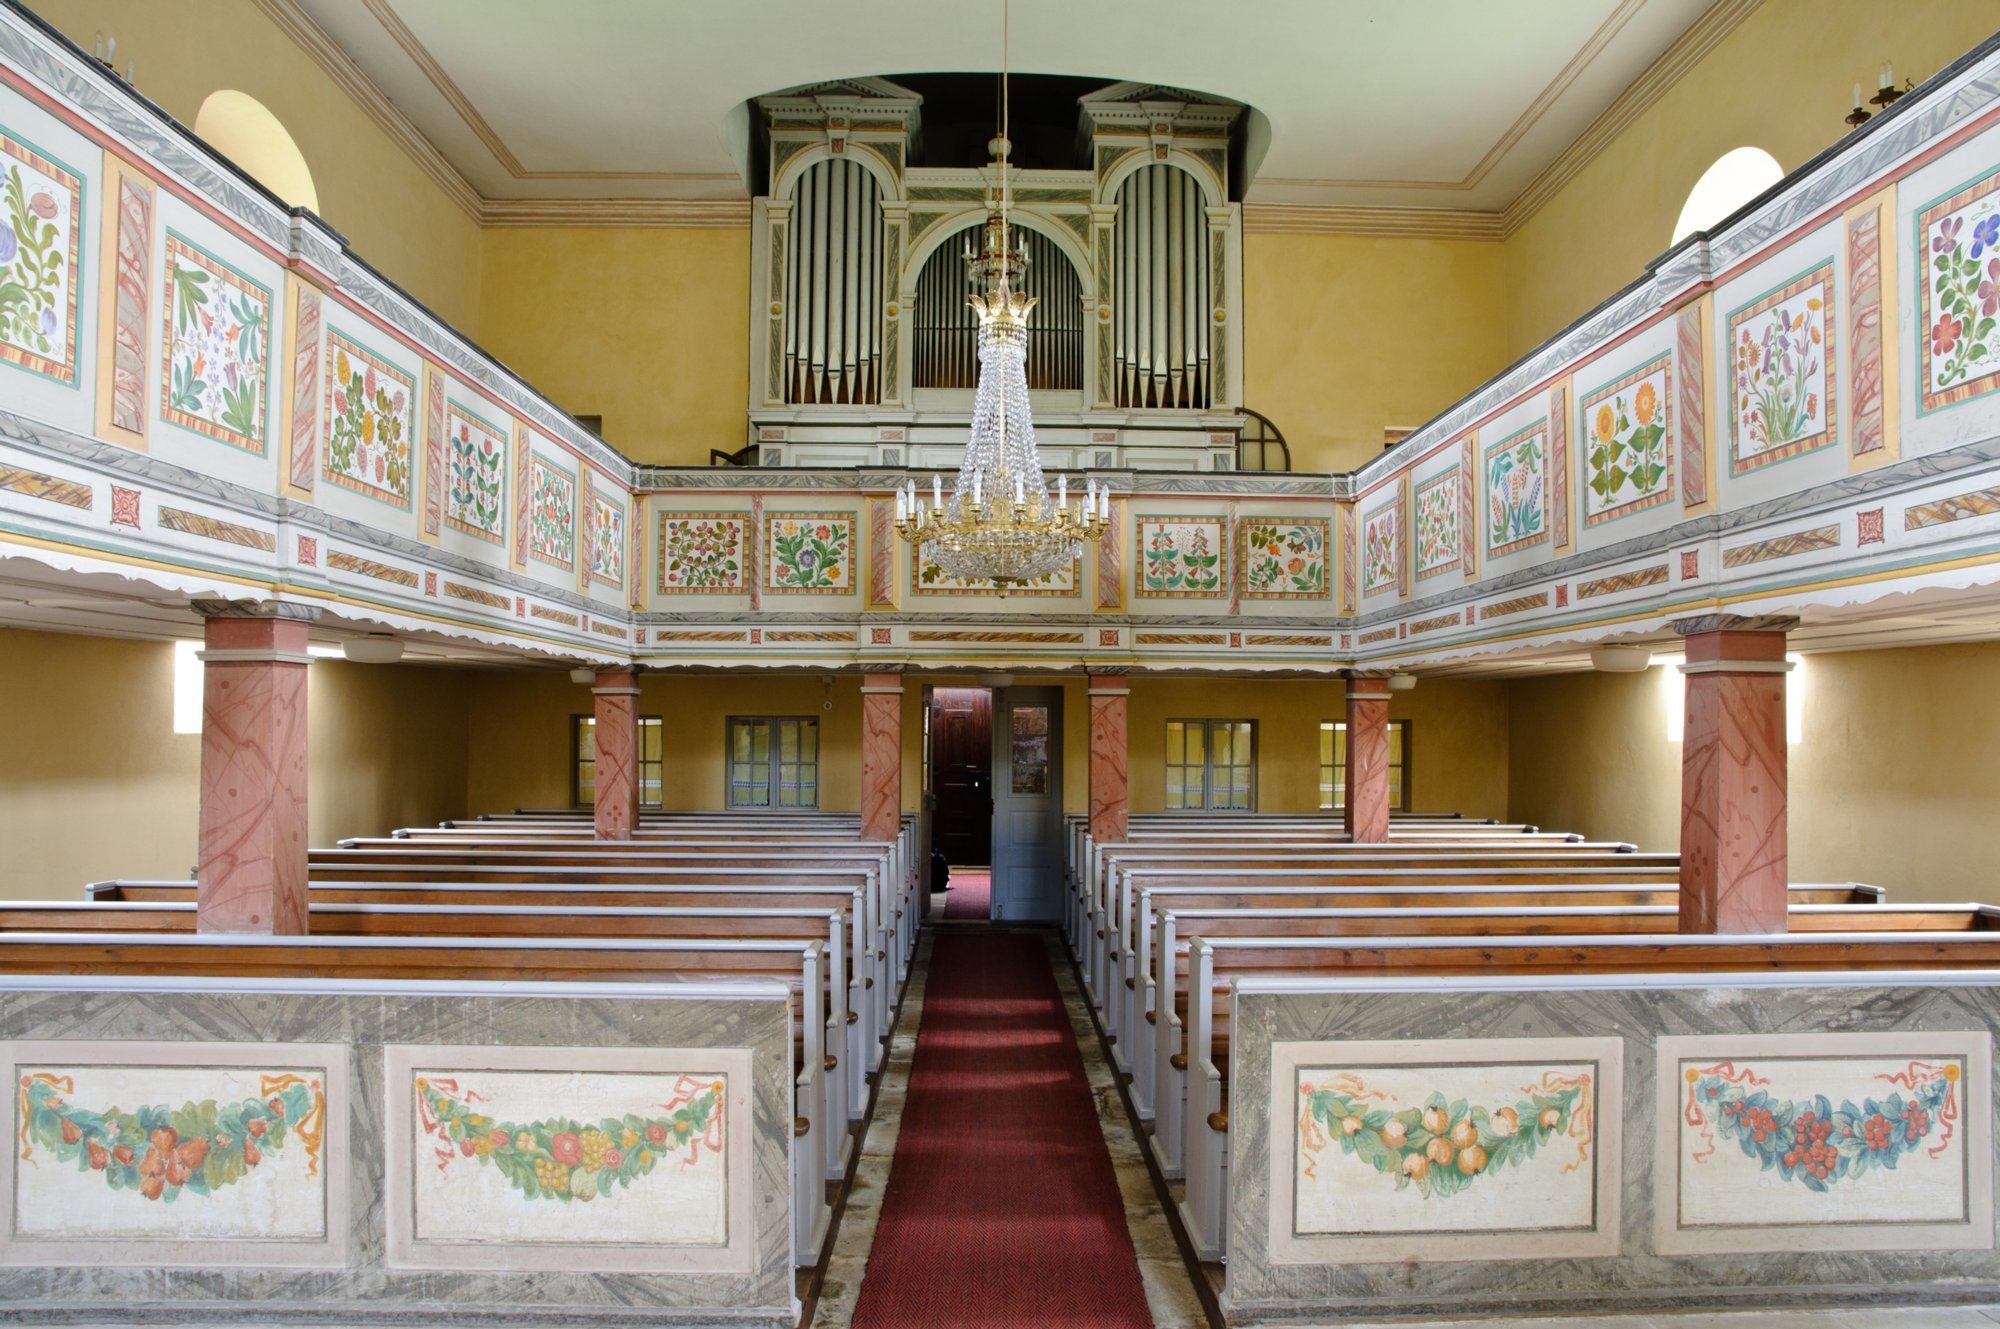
[193,90,319,212]
[1672,147,1783,245]
[912,219,1083,390]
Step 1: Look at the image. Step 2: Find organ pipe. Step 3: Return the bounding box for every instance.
[783,159,885,405]
[911,221,1083,391]
[1111,163,1212,409]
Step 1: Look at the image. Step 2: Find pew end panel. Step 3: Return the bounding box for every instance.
[1220,970,2000,1327]
[0,975,799,1326]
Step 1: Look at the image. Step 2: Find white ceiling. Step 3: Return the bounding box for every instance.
[289,0,1719,209]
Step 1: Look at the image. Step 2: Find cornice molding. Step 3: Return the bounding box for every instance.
[1242,204,1503,241]
[1501,0,1764,236]
[479,197,753,229]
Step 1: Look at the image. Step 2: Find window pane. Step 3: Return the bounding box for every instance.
[1165,768,1189,810]
[1184,723,1204,766]
[751,724,769,761]
[1167,721,1185,765]
[731,721,752,762]
[640,718,663,763]
[577,719,596,761]
[799,720,817,760]
[1388,724,1404,765]
[780,721,798,762]
[577,762,596,806]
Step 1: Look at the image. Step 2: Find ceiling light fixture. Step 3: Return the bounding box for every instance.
[341,634,404,664]
[893,0,1109,588]
[1589,644,1651,673]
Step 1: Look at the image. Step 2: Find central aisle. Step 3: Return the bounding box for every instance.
[849,929,1154,1328]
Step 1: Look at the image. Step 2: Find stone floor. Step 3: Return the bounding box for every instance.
[1330,1312,2000,1328]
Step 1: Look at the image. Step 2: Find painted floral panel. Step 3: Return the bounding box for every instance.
[1136,517,1226,598]
[1413,468,1461,580]
[322,331,414,509]
[1729,261,1836,473]
[1238,517,1330,599]
[657,513,748,593]
[1484,423,1549,558]
[589,491,625,588]
[410,1068,727,1245]
[1360,497,1403,597]
[1918,163,2000,413]
[764,511,855,594]
[0,128,81,384]
[1675,1050,1972,1228]
[443,400,507,543]
[15,1064,326,1239]
[527,454,577,570]
[914,552,1079,596]
[1295,1060,1600,1235]
[159,232,271,454]
[1582,356,1672,526]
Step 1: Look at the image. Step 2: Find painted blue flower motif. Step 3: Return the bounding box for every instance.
[37,306,54,335]
[795,546,819,574]
[0,222,16,266]
[1972,214,2000,259]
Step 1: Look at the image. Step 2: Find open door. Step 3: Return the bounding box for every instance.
[989,686,1063,921]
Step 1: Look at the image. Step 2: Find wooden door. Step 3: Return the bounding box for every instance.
[990,686,1063,922]
[930,687,992,865]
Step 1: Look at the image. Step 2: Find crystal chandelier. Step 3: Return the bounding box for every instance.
[894,0,1110,588]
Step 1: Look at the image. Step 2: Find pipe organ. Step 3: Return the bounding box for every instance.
[750,79,1245,468]
[783,159,886,405]
[914,222,1082,391]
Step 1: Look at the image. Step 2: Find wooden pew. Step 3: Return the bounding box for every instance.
[0,931,840,1264]
[1165,920,2000,1258]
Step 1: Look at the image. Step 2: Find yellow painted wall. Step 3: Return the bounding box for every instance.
[1502,0,2000,355]
[1505,667,1680,852]
[1245,233,1509,474]
[0,629,472,899]
[28,0,484,328]
[477,228,749,463]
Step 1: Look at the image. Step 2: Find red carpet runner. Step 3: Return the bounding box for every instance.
[941,868,991,921]
[850,930,1153,1328]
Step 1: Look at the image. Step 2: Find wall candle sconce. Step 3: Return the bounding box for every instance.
[1846,62,1912,128]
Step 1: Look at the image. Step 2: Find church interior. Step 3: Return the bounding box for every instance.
[2,1,2000,1324]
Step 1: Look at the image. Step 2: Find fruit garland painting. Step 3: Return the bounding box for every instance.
[527,454,577,570]
[444,402,507,543]
[1137,518,1226,597]
[0,128,81,384]
[1583,357,1672,525]
[657,514,748,593]
[765,512,853,593]
[1484,424,1548,558]
[1681,1059,1959,1193]
[1298,1071,1592,1203]
[322,332,414,509]
[18,1070,323,1205]
[1238,518,1329,599]
[1360,499,1402,597]
[1729,262,1834,474]
[1413,469,1461,580]
[415,1073,723,1204]
[1918,166,2000,412]
[160,232,271,454]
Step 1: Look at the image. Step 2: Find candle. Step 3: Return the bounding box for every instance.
[973,471,982,508]
[896,487,906,521]
[1015,476,1025,506]
[1058,475,1067,512]
[1881,61,1894,89]
[1853,82,1863,109]
[932,475,942,511]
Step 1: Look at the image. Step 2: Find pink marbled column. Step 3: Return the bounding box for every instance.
[861,672,903,843]
[196,613,313,934]
[1088,674,1129,844]
[1676,622,1790,934]
[592,669,642,841]
[1343,676,1392,844]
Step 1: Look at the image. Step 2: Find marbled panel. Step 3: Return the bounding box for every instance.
[860,674,902,844]
[866,495,895,609]
[421,367,444,537]
[1848,204,1886,459]
[196,615,310,935]
[1678,300,1708,506]
[510,422,531,568]
[287,286,321,493]
[1549,382,1570,549]
[1088,676,1128,844]
[591,669,640,841]
[1343,689,1391,843]
[109,173,153,440]
[1096,498,1125,610]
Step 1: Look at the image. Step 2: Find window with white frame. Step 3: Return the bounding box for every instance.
[1164,719,1255,811]
[728,717,820,808]
[1318,720,1411,811]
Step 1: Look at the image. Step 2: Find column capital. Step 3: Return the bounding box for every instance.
[861,669,906,695]
[1670,613,1798,637]
[191,599,323,624]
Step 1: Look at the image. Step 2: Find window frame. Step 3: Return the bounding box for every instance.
[726,715,822,810]
[1163,718,1258,813]
[570,713,665,810]
[1318,719,1413,812]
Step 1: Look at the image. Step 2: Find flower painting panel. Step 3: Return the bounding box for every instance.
[1137,517,1227,598]
[764,512,854,594]
[443,400,507,543]
[657,513,748,594]
[322,331,414,509]
[1918,163,2000,413]
[159,233,271,454]
[1360,497,1402,598]
[1728,261,1836,473]
[1413,468,1462,581]
[1239,517,1330,600]
[1274,1036,1621,1264]
[1583,355,1673,526]
[589,491,625,588]
[0,126,81,385]
[527,454,576,571]
[1485,423,1549,558]
[1658,1032,1992,1255]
